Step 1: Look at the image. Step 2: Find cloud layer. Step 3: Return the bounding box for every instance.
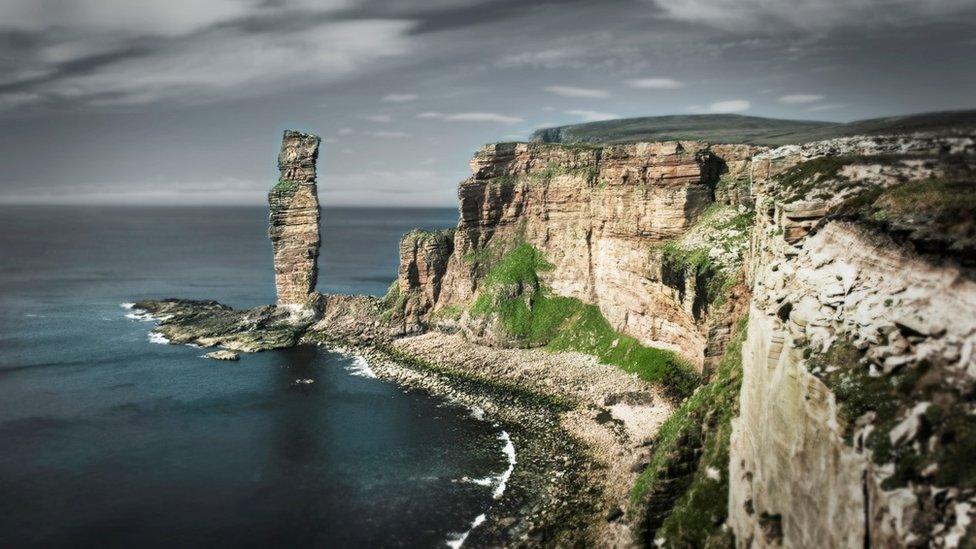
[627,78,685,89]
[545,85,610,98]
[0,1,411,108]
[652,0,976,32]
[0,0,973,205]
[417,111,524,123]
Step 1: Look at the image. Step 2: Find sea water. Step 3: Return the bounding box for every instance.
[0,206,507,547]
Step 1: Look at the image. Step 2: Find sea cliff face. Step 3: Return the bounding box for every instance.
[386,132,976,546]
[729,135,976,548]
[391,141,758,368]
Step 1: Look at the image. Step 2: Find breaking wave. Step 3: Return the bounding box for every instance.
[445,513,487,549]
[449,429,516,547]
[345,355,377,378]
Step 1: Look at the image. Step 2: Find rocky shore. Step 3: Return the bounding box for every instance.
[130,296,671,546]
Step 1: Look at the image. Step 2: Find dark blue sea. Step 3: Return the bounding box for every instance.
[0,206,508,548]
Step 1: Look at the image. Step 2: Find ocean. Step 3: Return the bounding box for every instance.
[0,206,508,548]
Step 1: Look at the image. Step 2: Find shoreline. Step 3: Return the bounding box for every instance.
[308,331,675,547]
[314,335,604,547]
[128,299,671,546]
[341,353,517,548]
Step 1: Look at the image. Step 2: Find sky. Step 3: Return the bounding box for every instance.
[0,0,974,207]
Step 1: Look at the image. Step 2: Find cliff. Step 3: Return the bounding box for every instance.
[386,131,976,546]
[729,135,976,548]
[390,140,758,371]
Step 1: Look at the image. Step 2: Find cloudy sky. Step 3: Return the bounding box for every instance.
[1,0,974,206]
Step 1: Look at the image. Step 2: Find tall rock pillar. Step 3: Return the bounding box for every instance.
[269,130,321,310]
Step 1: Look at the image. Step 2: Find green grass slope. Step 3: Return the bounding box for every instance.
[469,243,699,400]
[531,109,976,146]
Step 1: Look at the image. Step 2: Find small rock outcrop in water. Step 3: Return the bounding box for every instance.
[269,130,321,311]
[204,350,239,361]
[132,298,309,352]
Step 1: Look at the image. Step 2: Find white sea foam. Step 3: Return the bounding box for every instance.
[469,405,485,421]
[122,302,156,321]
[494,431,516,500]
[148,331,169,344]
[445,513,487,549]
[126,312,155,321]
[468,476,494,487]
[294,379,315,385]
[447,430,517,547]
[346,355,377,378]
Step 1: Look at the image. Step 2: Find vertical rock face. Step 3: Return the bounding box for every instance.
[442,141,719,362]
[269,130,321,310]
[387,228,455,335]
[729,136,976,547]
[391,140,759,365]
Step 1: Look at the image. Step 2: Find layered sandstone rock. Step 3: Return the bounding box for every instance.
[393,140,759,366]
[387,228,455,335]
[269,130,321,310]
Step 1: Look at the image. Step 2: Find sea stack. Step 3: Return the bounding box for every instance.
[269,130,321,311]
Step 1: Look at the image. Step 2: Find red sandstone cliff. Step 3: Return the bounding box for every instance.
[391,140,757,367]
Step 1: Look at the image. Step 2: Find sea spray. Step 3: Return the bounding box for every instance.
[493,431,516,500]
[447,429,517,547]
[345,355,377,378]
[445,514,487,549]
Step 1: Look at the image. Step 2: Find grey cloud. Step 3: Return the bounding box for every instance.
[382,93,419,102]
[651,0,976,33]
[545,85,610,98]
[0,1,414,109]
[0,0,972,206]
[778,94,824,104]
[417,112,524,123]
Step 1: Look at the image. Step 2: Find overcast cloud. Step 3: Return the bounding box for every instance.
[0,0,973,206]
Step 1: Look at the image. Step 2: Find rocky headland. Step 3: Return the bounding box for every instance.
[133,122,976,547]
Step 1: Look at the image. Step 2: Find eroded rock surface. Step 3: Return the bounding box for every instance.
[729,140,976,548]
[387,228,455,336]
[269,130,322,310]
[387,140,759,367]
[132,298,314,352]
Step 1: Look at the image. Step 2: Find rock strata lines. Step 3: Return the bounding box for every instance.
[269,129,321,310]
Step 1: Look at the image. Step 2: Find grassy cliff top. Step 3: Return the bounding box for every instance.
[531,110,976,146]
